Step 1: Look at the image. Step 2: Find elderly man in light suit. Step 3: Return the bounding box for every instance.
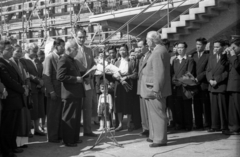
[141,31,172,147]
[74,29,98,137]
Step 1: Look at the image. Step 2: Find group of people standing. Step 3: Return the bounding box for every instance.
[0,28,240,157]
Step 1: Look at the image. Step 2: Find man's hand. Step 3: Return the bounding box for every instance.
[50,91,57,100]
[83,77,90,84]
[23,85,29,96]
[153,91,162,100]
[210,80,217,87]
[2,88,8,99]
[39,79,44,86]
[229,48,236,56]
[76,76,83,83]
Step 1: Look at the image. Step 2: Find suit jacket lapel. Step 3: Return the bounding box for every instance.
[196,52,207,72]
[175,59,187,77]
[52,53,59,71]
[212,55,221,75]
[139,51,151,74]
[9,58,23,81]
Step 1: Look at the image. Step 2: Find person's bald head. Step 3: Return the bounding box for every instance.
[65,39,78,58]
[146,31,162,49]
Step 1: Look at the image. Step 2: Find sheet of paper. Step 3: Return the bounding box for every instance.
[84,83,91,91]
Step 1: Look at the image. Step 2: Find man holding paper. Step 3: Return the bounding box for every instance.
[74,29,98,137]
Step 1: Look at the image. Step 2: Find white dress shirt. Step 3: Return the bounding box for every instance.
[177,55,187,63]
[119,57,129,75]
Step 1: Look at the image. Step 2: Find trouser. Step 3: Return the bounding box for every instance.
[175,97,193,129]
[47,96,63,141]
[83,88,98,133]
[166,95,176,126]
[193,91,211,128]
[62,98,81,144]
[210,92,228,130]
[0,109,20,156]
[228,92,240,132]
[140,96,149,131]
[146,98,167,144]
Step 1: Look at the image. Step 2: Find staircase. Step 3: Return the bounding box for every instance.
[160,0,237,41]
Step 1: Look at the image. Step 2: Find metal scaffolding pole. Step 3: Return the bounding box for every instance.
[22,0,25,48]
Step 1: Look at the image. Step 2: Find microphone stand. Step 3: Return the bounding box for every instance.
[89,50,123,149]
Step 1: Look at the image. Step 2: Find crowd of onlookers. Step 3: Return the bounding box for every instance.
[0,29,240,157]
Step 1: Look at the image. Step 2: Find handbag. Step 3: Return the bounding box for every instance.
[26,92,34,110]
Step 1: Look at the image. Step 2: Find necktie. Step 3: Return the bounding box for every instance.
[217,54,220,63]
[81,46,87,68]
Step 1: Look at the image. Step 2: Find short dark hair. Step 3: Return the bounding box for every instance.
[53,38,65,46]
[231,39,240,47]
[173,42,178,47]
[13,44,21,51]
[37,49,45,56]
[196,37,208,45]
[214,40,226,47]
[0,40,11,53]
[107,46,116,52]
[178,42,188,48]
[120,43,129,53]
[162,39,170,48]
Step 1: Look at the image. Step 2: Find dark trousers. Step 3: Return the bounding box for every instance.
[0,109,20,156]
[210,92,228,130]
[175,97,193,129]
[166,95,176,126]
[228,92,240,132]
[131,95,141,129]
[193,91,211,128]
[47,96,63,142]
[62,98,81,144]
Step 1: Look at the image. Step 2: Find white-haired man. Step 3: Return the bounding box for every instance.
[57,39,84,147]
[20,42,46,137]
[140,31,171,147]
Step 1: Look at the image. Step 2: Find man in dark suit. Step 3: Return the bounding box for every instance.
[141,31,171,147]
[20,43,45,136]
[172,42,195,131]
[223,39,240,135]
[0,40,28,157]
[206,40,229,132]
[137,40,151,136]
[192,38,211,130]
[57,39,85,147]
[43,38,65,143]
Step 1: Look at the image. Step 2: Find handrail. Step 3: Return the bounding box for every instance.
[128,2,169,35]
[157,0,203,33]
[135,0,189,38]
[91,0,161,47]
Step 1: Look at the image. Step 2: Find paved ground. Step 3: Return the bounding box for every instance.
[16,124,240,157]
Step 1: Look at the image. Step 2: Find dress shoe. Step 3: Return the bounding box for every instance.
[115,126,123,132]
[34,131,46,136]
[48,140,61,143]
[75,139,83,144]
[146,138,153,143]
[12,148,23,153]
[222,130,240,135]
[140,130,149,136]
[65,143,77,147]
[149,143,167,147]
[193,126,204,131]
[83,132,98,137]
[18,145,28,148]
[94,121,100,126]
[208,128,221,132]
[185,128,192,131]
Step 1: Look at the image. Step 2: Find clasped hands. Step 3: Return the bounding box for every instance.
[23,85,29,96]
[1,88,8,99]
[120,76,132,92]
[209,80,217,87]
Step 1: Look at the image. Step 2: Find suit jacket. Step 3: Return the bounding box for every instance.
[57,54,85,99]
[43,53,62,97]
[171,56,195,98]
[227,54,240,92]
[140,45,172,99]
[20,58,40,94]
[206,54,229,93]
[0,58,25,110]
[192,51,210,91]
[137,51,151,95]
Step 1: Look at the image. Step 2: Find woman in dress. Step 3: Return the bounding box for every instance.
[113,44,138,131]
